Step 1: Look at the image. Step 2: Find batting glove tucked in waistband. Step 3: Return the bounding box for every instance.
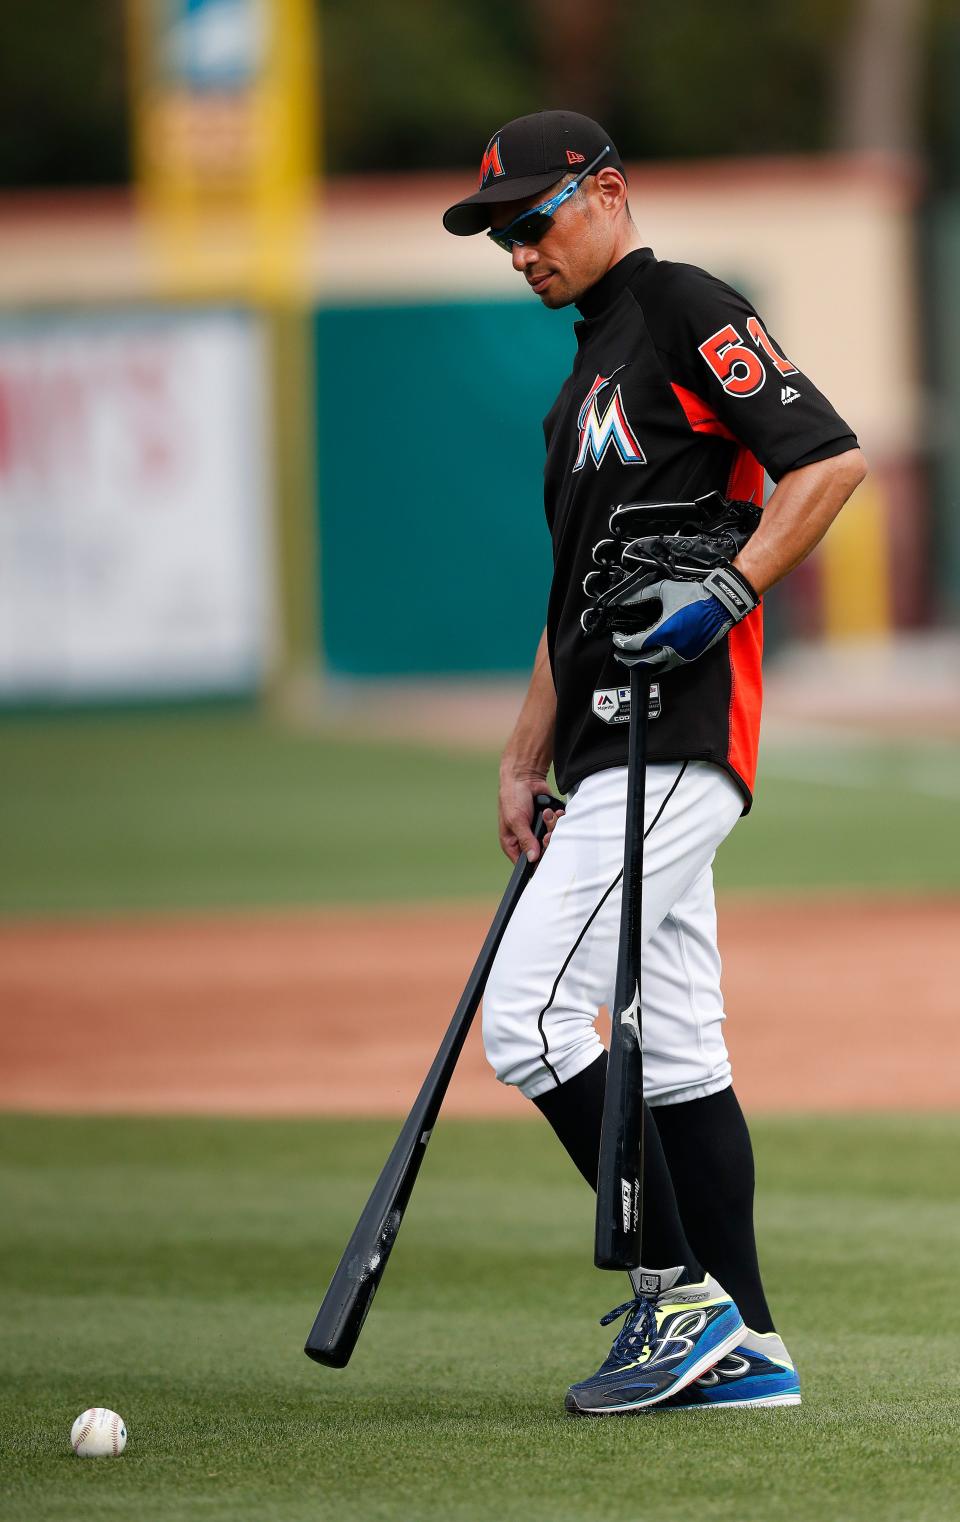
[607,563,759,673]
[579,492,762,674]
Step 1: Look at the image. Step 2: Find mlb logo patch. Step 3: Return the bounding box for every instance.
[592,684,661,724]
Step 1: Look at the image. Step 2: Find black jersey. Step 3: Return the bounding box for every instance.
[544,247,857,805]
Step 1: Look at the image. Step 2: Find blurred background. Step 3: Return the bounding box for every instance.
[1,0,958,1115]
[2,0,960,710]
[2,7,959,1516]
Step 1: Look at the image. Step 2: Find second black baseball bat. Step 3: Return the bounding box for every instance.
[595,667,650,1269]
[304,793,563,1368]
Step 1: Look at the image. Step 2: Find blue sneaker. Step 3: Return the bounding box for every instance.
[565,1271,745,1416]
[659,1329,801,1409]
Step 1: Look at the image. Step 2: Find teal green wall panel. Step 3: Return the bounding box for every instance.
[315,301,576,675]
[930,197,960,620]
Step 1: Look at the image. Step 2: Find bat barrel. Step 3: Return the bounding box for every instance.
[304,794,564,1368]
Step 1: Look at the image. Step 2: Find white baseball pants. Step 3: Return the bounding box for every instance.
[482,761,743,1104]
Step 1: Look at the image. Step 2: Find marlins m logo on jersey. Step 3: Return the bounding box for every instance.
[573,369,646,471]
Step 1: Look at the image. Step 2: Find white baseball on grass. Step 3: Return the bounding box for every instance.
[70,1407,127,1457]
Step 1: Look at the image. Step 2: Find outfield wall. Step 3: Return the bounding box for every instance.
[0,156,930,696]
[0,311,273,704]
[314,300,566,677]
[930,192,960,623]
[315,156,925,673]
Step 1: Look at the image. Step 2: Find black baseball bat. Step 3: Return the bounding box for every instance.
[595,667,650,1269]
[304,792,564,1368]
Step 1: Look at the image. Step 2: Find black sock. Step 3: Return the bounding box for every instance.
[650,1087,775,1333]
[531,1052,702,1279]
[530,1054,606,1189]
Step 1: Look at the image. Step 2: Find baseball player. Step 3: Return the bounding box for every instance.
[442,110,866,1415]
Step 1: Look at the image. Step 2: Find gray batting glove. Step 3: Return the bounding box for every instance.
[610,565,759,672]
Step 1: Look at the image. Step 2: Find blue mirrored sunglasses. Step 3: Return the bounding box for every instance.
[486,145,612,253]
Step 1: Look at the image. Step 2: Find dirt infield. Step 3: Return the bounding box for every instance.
[2,897,958,1116]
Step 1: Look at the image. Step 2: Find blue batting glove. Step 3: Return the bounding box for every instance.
[611,565,759,673]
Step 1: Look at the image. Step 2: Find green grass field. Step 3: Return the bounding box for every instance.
[1,710,958,915]
[3,713,958,1518]
[2,1113,959,1522]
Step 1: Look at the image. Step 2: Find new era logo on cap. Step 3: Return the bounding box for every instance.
[566,150,585,164]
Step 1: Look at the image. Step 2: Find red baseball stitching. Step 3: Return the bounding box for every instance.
[72,1408,96,1453]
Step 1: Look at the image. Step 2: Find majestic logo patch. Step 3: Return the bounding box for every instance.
[478,137,504,186]
[780,384,800,406]
[574,370,646,471]
[592,684,661,724]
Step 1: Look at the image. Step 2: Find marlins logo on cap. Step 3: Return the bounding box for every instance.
[443,110,625,236]
[478,137,505,186]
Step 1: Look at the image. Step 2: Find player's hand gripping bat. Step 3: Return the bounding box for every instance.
[304,793,563,1368]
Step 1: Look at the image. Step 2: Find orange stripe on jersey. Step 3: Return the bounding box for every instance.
[727,441,765,507]
[725,443,765,794]
[727,610,763,794]
[670,382,737,441]
[670,375,766,797]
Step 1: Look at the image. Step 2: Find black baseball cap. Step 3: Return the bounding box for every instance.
[442,110,625,236]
